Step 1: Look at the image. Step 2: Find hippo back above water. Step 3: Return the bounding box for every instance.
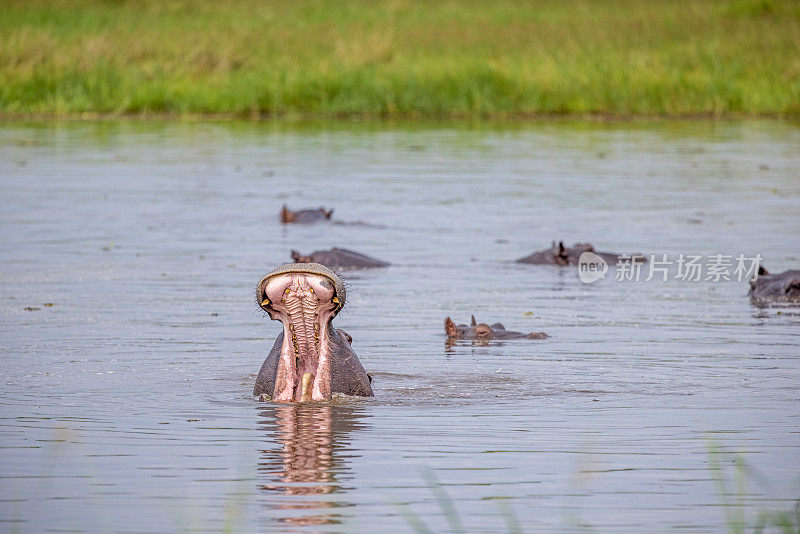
[516,241,646,266]
[291,247,390,270]
[749,266,800,302]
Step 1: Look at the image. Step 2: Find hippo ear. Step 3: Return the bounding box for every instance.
[323,209,333,219]
[558,241,566,255]
[758,265,769,276]
[470,315,477,326]
[445,317,458,338]
[280,204,292,223]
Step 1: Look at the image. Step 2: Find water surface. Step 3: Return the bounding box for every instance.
[1,121,799,532]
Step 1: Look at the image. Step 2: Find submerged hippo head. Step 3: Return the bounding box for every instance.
[254,263,373,402]
[516,240,646,266]
[290,247,390,270]
[280,204,334,224]
[749,266,800,302]
[444,315,548,341]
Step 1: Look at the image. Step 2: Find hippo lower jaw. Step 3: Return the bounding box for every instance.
[259,271,342,402]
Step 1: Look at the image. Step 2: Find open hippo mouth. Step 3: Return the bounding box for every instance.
[257,263,346,402]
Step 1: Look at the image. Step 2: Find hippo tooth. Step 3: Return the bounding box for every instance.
[300,372,315,402]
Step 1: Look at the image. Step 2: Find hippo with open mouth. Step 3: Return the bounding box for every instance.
[749,266,800,301]
[291,247,390,270]
[280,204,333,224]
[254,263,373,402]
[445,316,548,341]
[516,241,646,266]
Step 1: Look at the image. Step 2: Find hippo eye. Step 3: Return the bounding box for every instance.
[475,325,493,337]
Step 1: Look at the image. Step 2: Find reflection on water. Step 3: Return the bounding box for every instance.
[257,405,367,527]
[445,337,508,352]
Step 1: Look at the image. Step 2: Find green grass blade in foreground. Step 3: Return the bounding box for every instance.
[399,466,524,533]
[417,466,465,533]
[706,436,800,534]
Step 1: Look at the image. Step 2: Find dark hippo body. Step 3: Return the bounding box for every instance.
[254,326,372,398]
[280,204,333,224]
[445,316,548,341]
[516,241,646,265]
[291,247,390,270]
[749,267,800,301]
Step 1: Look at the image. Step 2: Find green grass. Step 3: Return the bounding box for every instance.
[1,0,799,118]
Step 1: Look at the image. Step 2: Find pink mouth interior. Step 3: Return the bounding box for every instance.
[262,273,339,402]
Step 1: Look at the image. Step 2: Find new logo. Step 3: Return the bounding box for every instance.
[578,252,608,283]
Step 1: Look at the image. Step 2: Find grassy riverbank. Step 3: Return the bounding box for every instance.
[1,0,799,119]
